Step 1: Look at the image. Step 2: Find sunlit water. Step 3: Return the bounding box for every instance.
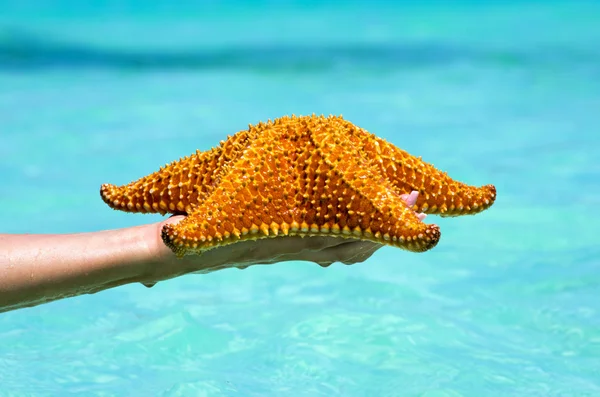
[1,1,599,395]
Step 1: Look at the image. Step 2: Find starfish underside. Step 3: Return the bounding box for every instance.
[101,115,496,256]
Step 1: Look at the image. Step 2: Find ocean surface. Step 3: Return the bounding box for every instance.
[1,1,599,395]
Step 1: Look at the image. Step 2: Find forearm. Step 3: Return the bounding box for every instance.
[0,225,158,313]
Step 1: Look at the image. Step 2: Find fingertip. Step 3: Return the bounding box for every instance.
[161,215,186,227]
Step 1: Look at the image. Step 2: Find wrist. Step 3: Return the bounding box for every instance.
[135,217,203,283]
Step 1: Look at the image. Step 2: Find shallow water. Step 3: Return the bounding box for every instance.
[1,1,600,395]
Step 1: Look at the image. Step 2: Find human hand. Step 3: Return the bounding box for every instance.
[139,215,383,287]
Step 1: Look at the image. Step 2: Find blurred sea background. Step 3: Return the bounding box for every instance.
[1,0,600,395]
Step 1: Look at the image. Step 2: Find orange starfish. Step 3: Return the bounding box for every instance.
[101,115,496,256]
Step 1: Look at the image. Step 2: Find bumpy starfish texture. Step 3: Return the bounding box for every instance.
[101,115,496,256]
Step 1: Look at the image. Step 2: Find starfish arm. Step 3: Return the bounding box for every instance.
[100,129,258,215]
[358,131,496,217]
[309,117,441,252]
[161,123,304,255]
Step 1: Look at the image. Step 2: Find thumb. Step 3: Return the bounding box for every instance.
[160,214,186,227]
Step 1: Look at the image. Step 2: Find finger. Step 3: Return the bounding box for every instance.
[252,236,354,261]
[400,191,419,207]
[296,236,353,252]
[301,240,382,267]
[339,242,382,265]
[340,243,382,265]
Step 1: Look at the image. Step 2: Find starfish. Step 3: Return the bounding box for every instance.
[101,115,496,256]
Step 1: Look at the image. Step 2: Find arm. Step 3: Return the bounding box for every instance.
[0,223,158,313]
[0,216,381,313]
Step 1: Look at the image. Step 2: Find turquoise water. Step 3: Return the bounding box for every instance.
[1,1,600,395]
